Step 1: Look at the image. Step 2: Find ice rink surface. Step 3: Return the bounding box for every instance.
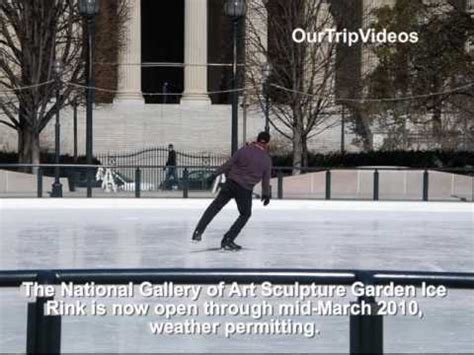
[0,199,473,353]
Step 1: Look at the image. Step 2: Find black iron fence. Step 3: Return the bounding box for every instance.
[0,164,472,201]
[96,147,227,189]
[0,268,473,354]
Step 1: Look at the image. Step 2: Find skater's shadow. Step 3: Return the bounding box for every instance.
[189,247,224,254]
[190,247,251,253]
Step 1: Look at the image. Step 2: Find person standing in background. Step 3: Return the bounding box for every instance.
[163,144,178,190]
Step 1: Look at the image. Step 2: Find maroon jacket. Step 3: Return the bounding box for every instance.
[216,142,272,196]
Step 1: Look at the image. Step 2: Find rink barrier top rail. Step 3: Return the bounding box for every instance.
[0,268,474,288]
[1,163,473,172]
[0,268,473,354]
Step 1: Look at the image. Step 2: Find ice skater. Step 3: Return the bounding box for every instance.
[192,132,272,251]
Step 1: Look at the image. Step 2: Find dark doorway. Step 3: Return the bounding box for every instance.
[141,0,184,104]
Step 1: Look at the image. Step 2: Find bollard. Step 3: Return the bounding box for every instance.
[373,169,379,201]
[350,272,383,354]
[349,295,383,354]
[135,168,141,198]
[26,271,61,354]
[471,172,474,202]
[183,168,189,198]
[86,168,93,198]
[37,168,43,198]
[423,170,429,201]
[68,172,76,192]
[325,170,331,200]
[277,170,283,199]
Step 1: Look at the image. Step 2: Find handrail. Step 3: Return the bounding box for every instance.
[0,268,473,288]
[1,267,473,354]
[0,163,473,173]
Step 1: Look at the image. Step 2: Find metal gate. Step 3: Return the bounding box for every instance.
[97,147,228,190]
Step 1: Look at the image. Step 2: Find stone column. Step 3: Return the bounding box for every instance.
[180,0,211,105]
[246,0,268,67]
[114,0,144,104]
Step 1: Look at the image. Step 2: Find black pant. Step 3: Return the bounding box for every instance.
[195,179,252,242]
[163,166,178,190]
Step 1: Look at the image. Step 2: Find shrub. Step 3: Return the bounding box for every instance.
[0,151,101,177]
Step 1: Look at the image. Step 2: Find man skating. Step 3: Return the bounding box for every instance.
[192,132,272,251]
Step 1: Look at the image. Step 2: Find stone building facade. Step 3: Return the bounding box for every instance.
[1,0,472,156]
[0,0,362,157]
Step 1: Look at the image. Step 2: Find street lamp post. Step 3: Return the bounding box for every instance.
[79,0,100,198]
[262,62,272,133]
[51,60,63,198]
[73,99,78,163]
[341,104,345,154]
[224,0,247,155]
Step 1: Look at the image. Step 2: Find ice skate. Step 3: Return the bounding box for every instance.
[192,230,202,242]
[221,239,242,251]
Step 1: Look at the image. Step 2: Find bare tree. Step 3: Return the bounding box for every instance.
[0,1,83,166]
[246,0,338,172]
[0,0,129,168]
